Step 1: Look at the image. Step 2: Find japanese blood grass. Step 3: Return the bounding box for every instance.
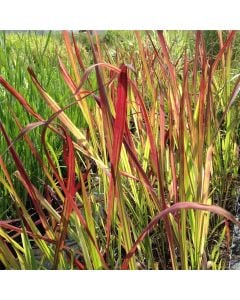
[0,30,240,269]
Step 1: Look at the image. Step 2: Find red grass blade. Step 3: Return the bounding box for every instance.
[212,31,236,74]
[89,35,114,156]
[111,65,128,173]
[52,126,76,269]
[105,65,128,250]
[58,56,77,91]
[71,32,86,73]
[0,76,44,121]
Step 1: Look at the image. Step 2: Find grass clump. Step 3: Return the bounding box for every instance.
[0,30,239,270]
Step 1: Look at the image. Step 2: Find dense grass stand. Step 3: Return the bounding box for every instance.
[0,30,240,270]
